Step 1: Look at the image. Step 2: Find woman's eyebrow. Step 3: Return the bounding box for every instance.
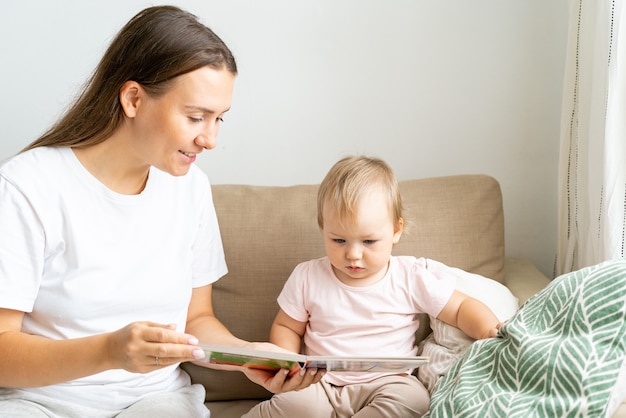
[185,105,231,113]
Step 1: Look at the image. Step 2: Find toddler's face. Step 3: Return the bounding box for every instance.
[322,190,402,287]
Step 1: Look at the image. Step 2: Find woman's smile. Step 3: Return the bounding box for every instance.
[179,150,198,163]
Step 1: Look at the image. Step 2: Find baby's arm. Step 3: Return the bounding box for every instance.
[436,290,502,340]
[269,309,307,353]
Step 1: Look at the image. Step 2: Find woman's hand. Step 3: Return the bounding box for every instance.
[106,321,204,373]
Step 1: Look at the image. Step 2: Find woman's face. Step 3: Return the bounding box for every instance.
[129,65,235,176]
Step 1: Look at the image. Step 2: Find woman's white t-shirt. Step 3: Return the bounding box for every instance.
[0,147,227,409]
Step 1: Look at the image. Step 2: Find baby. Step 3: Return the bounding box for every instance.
[243,156,501,417]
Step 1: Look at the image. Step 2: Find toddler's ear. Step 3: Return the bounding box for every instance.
[393,218,404,244]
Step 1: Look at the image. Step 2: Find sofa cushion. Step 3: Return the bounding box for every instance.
[183,175,506,402]
[393,175,504,281]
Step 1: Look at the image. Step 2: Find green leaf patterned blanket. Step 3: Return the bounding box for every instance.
[426,259,626,418]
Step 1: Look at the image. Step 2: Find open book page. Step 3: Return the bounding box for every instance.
[304,357,429,372]
[200,344,428,373]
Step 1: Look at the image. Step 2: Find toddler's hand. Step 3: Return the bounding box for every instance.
[481,322,503,339]
[243,364,324,394]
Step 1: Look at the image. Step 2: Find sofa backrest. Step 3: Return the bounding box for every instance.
[182,174,505,402]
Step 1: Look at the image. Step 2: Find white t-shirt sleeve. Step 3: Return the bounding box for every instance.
[190,178,227,288]
[276,261,311,323]
[0,174,45,311]
[409,257,457,319]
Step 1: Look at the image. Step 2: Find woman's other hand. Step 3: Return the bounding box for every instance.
[106,321,204,373]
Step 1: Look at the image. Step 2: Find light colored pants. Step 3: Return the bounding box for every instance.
[243,374,430,418]
[0,384,209,418]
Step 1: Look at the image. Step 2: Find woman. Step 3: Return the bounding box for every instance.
[0,5,321,417]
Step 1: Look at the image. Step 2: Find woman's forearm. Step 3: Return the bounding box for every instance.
[0,330,112,388]
[185,314,247,348]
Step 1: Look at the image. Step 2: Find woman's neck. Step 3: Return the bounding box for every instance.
[72,136,150,195]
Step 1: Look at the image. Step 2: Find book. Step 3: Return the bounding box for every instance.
[199,344,429,373]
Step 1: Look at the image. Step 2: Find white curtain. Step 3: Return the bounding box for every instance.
[556,0,626,276]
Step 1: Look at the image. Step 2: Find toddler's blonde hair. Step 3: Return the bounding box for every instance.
[317,156,404,231]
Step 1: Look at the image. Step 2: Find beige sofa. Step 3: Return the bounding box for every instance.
[180,174,624,417]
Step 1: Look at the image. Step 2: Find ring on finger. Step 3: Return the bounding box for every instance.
[155,356,160,366]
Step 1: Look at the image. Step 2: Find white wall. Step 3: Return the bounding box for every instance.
[0,0,568,277]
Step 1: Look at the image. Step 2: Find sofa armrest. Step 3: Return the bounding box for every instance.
[504,257,551,305]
